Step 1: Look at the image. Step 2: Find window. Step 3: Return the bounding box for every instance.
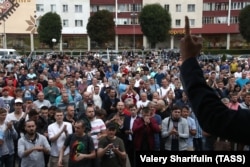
[187,4,195,12]
[203,17,214,24]
[51,4,56,12]
[175,19,181,27]
[119,4,130,12]
[75,20,83,27]
[36,4,44,12]
[164,4,169,11]
[189,19,195,26]
[75,5,82,13]
[176,4,181,12]
[230,16,239,24]
[63,20,69,27]
[63,5,68,12]
[91,5,99,12]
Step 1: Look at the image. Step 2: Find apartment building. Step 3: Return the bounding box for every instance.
[0,0,249,52]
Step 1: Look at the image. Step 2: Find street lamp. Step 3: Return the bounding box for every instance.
[52,38,56,50]
[0,19,6,49]
[130,3,137,54]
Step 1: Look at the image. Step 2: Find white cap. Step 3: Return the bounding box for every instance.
[15,98,23,103]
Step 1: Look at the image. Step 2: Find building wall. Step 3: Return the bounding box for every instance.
[2,0,35,34]
[143,0,203,29]
[36,0,90,34]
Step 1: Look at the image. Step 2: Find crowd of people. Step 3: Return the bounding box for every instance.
[0,44,249,167]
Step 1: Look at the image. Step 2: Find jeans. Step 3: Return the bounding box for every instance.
[0,154,14,167]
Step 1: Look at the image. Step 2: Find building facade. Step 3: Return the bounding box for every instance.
[0,0,249,53]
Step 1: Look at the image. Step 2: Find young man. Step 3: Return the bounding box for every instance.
[97,122,126,167]
[18,120,51,167]
[48,109,73,167]
[58,120,95,167]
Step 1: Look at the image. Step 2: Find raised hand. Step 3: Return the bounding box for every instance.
[180,16,203,62]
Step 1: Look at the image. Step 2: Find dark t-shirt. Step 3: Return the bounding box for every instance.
[98,136,125,167]
[64,134,95,167]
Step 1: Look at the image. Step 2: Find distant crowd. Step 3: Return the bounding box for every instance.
[0,51,249,167]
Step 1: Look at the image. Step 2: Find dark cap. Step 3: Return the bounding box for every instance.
[24,97,33,102]
[106,122,117,130]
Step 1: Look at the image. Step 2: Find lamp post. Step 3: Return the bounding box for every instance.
[130,0,137,54]
[52,38,56,50]
[0,19,6,49]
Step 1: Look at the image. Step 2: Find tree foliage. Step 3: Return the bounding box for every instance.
[139,3,171,48]
[87,10,115,48]
[239,5,250,42]
[37,12,62,49]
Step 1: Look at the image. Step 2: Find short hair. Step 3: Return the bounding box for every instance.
[141,107,150,114]
[181,105,190,111]
[95,108,107,117]
[75,119,86,129]
[66,105,75,111]
[40,106,49,110]
[49,106,57,111]
[171,105,181,111]
[24,119,36,127]
[0,108,7,114]
[128,104,137,109]
[124,98,134,107]
[28,109,39,117]
[147,101,156,107]
[55,108,64,114]
[221,97,230,103]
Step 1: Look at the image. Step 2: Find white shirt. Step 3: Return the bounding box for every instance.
[134,79,142,88]
[86,84,102,93]
[33,100,51,109]
[48,122,73,156]
[136,100,150,109]
[157,87,171,98]
[93,94,102,109]
[234,72,242,79]
[6,111,25,123]
[90,118,106,149]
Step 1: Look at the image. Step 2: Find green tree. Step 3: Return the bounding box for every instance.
[139,3,171,48]
[37,12,62,49]
[239,5,250,42]
[87,10,115,48]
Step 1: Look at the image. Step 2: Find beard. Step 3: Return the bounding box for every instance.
[27,130,35,136]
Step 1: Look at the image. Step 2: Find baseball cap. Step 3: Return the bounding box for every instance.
[15,98,23,104]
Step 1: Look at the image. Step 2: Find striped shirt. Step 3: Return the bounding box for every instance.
[90,117,106,149]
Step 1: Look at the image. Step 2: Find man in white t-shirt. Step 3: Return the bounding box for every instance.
[136,92,150,109]
[157,78,174,99]
[48,109,73,167]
